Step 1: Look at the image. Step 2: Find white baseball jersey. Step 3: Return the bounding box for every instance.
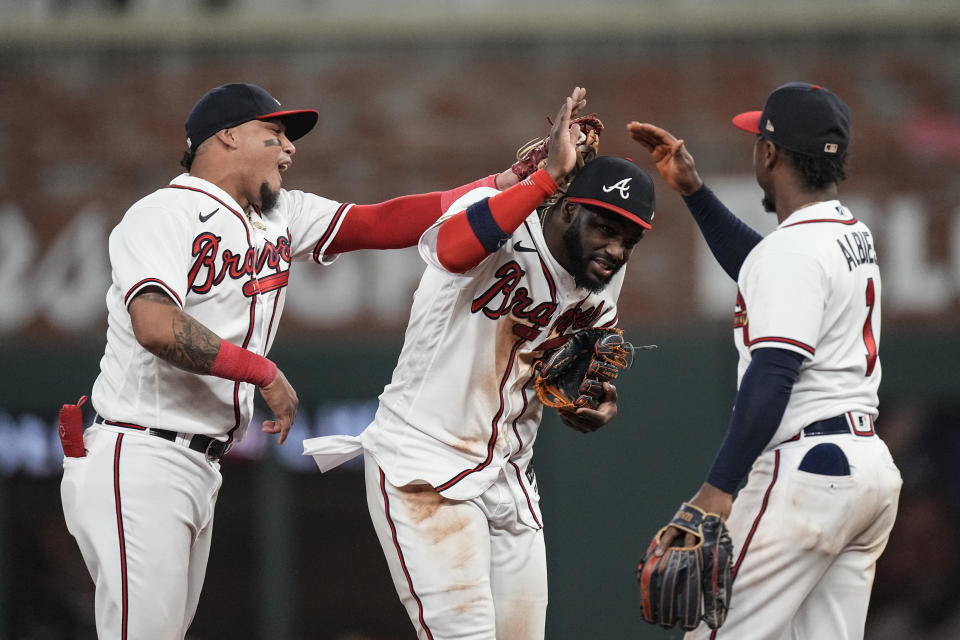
[64,172,353,639]
[358,187,622,519]
[688,199,902,640]
[302,186,628,640]
[91,173,349,443]
[733,200,881,449]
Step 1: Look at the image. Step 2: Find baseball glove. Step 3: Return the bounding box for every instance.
[534,327,632,411]
[636,503,734,631]
[511,113,604,182]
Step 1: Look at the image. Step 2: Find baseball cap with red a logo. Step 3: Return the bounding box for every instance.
[565,156,656,229]
[732,82,851,158]
[185,83,319,151]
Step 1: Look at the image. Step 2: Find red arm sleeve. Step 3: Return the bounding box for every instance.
[326,174,500,254]
[436,169,557,273]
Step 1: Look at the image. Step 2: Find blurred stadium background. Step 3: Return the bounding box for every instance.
[1,1,959,638]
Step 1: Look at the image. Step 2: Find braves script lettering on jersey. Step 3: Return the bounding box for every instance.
[303,171,647,639]
[60,81,513,639]
[61,173,350,638]
[91,175,346,439]
[362,186,621,508]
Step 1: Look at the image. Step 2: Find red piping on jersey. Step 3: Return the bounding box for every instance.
[124,278,184,307]
[264,283,283,348]
[263,231,292,347]
[510,367,537,452]
[508,460,542,528]
[224,295,259,444]
[747,335,816,356]
[437,230,560,492]
[380,468,435,640]
[507,369,543,528]
[313,202,351,263]
[161,183,271,441]
[781,217,858,228]
[165,184,253,251]
[113,434,129,640]
[528,223,558,302]
[436,335,526,492]
[164,183,250,226]
[600,313,618,328]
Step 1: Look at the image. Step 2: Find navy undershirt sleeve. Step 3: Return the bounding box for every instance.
[705,347,805,494]
[682,185,764,281]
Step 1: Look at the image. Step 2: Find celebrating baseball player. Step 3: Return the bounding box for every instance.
[58,82,538,639]
[629,82,903,638]
[304,87,657,639]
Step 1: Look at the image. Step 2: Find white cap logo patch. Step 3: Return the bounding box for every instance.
[824,143,838,154]
[602,177,632,200]
[765,120,775,133]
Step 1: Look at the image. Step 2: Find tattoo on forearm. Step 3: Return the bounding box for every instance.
[140,293,221,373]
[166,314,221,373]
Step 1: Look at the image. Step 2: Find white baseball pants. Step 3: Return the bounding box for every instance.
[364,451,548,640]
[60,424,222,639]
[687,433,902,640]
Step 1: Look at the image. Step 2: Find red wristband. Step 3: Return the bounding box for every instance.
[527,167,558,195]
[209,339,277,387]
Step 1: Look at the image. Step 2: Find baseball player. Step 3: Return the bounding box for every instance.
[628,82,903,638]
[58,82,529,639]
[304,87,657,640]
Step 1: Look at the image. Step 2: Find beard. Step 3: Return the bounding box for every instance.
[259,182,279,212]
[761,192,776,213]
[561,222,623,293]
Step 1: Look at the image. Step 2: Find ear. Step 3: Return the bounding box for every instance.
[757,137,779,170]
[559,199,578,224]
[214,128,239,150]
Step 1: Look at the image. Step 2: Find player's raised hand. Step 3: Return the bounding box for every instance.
[558,382,618,433]
[259,368,299,444]
[627,122,704,196]
[543,86,588,183]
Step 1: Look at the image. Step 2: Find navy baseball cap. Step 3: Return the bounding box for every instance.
[185,83,319,151]
[732,82,850,158]
[565,156,655,229]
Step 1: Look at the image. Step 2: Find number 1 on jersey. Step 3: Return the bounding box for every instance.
[863,278,878,376]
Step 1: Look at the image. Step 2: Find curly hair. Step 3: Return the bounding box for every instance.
[781,146,848,189]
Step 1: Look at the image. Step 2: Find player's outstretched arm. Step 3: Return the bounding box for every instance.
[627,122,703,196]
[629,121,762,280]
[129,290,298,444]
[326,88,587,257]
